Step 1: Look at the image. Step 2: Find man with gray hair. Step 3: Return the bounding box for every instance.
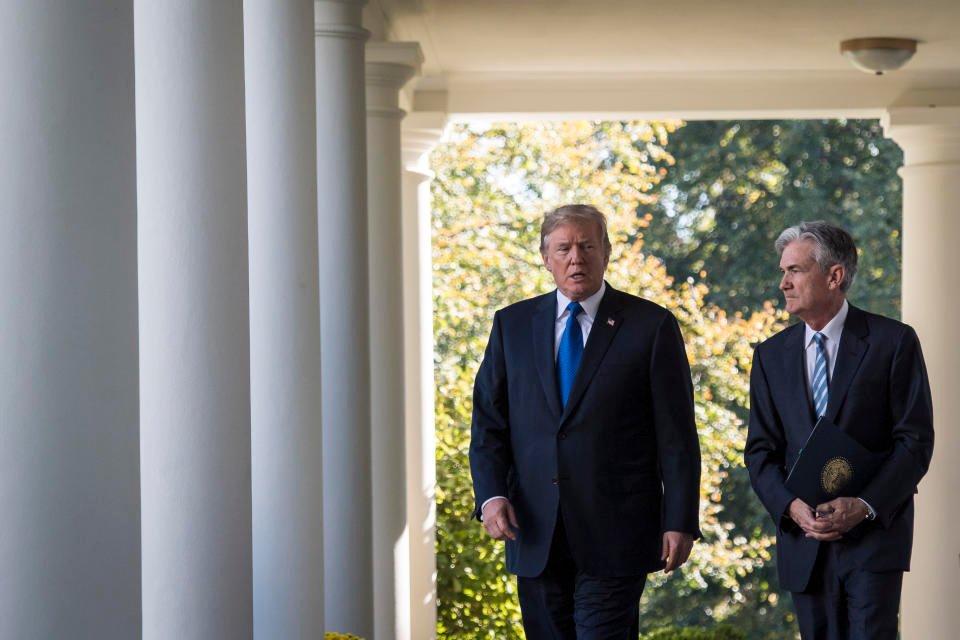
[470,204,701,638]
[745,221,934,639]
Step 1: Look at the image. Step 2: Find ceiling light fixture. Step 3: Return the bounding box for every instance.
[840,38,918,75]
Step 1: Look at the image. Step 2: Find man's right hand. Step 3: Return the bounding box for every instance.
[481,498,519,541]
[788,498,841,541]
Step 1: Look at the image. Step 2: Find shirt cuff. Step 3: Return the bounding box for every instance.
[857,497,877,521]
[479,496,508,521]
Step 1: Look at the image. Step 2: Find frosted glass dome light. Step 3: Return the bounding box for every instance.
[840,38,918,75]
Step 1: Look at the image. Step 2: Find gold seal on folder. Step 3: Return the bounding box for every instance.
[820,457,853,495]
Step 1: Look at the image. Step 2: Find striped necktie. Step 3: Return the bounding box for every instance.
[812,332,829,418]
[557,302,584,407]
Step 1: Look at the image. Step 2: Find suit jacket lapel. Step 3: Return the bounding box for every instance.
[560,285,624,425]
[826,304,869,422]
[781,323,815,428]
[532,293,563,419]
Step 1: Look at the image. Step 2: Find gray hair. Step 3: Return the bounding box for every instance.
[539,204,612,259]
[775,221,858,291]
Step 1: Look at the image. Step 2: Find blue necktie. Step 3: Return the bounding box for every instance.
[557,302,584,407]
[812,332,829,418]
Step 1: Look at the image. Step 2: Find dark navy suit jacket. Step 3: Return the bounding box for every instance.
[469,284,701,578]
[745,304,934,592]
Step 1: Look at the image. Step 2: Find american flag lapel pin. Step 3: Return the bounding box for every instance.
[607,317,616,326]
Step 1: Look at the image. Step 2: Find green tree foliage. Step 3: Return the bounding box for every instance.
[431,121,790,639]
[640,120,903,317]
[641,624,745,640]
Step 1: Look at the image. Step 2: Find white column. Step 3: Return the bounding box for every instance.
[0,4,139,637]
[401,111,448,640]
[135,3,252,638]
[245,1,324,638]
[315,2,374,636]
[883,100,960,640]
[366,42,423,640]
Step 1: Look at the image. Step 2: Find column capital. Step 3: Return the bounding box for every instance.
[401,110,447,169]
[882,93,960,166]
[366,41,423,74]
[315,0,370,41]
[366,42,423,119]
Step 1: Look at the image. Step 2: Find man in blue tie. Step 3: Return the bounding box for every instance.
[745,221,934,639]
[470,204,701,638]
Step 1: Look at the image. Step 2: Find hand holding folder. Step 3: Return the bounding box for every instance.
[784,417,884,508]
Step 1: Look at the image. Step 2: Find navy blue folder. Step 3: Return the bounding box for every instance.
[784,417,885,507]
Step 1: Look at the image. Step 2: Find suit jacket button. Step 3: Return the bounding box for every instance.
[551,477,560,485]
[558,432,567,440]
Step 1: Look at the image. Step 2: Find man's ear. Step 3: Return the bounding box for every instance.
[827,264,845,290]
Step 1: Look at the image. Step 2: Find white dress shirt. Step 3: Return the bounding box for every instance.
[553,282,606,359]
[803,299,848,406]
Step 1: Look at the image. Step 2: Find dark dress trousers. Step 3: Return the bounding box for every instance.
[470,284,701,580]
[745,304,934,636]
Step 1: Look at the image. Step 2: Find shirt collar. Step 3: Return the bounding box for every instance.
[556,281,606,320]
[805,299,848,347]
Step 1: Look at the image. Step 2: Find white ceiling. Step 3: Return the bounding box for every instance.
[367,0,960,118]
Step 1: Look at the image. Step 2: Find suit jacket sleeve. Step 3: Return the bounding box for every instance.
[650,312,702,536]
[859,325,934,528]
[469,310,513,520]
[744,346,797,526]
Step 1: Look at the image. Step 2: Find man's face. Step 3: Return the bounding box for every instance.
[778,239,843,322]
[541,221,608,301]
